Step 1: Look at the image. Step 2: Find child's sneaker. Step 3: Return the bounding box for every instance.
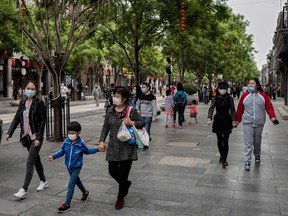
[172,123,176,127]
[188,122,192,125]
[196,121,199,124]
[81,191,90,202]
[178,126,183,129]
[244,163,250,171]
[164,124,168,128]
[58,203,70,213]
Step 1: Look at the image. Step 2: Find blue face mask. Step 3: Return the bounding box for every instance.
[248,87,255,93]
[25,89,36,98]
[141,88,147,94]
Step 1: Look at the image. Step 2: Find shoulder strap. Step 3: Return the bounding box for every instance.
[125,106,132,118]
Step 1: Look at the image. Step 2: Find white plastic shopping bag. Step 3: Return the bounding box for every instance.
[134,127,150,146]
[117,121,131,142]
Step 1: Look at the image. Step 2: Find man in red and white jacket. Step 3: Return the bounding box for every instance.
[235,78,279,171]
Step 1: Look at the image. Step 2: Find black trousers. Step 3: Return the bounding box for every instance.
[108,160,133,200]
[216,133,230,162]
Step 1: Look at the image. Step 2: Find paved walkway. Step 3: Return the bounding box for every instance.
[0,97,288,215]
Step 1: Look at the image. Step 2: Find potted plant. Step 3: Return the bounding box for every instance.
[183,83,198,105]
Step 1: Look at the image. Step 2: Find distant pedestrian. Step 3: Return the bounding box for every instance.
[235,78,279,171]
[136,83,157,149]
[271,85,277,100]
[61,82,68,98]
[92,84,101,106]
[161,85,167,98]
[189,99,199,125]
[99,86,145,210]
[105,83,115,113]
[173,82,187,128]
[207,82,236,168]
[4,80,48,199]
[164,89,174,128]
[48,121,103,213]
[203,86,209,104]
[128,85,141,108]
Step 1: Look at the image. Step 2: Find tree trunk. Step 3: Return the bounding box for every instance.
[134,41,140,85]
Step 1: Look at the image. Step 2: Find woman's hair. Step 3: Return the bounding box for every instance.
[192,99,197,105]
[67,121,81,132]
[166,89,171,96]
[250,78,263,92]
[25,80,38,89]
[114,86,130,104]
[176,82,184,91]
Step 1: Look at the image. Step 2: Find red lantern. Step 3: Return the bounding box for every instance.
[3,51,7,58]
[180,2,186,8]
[12,58,16,66]
[21,3,27,12]
[180,17,186,23]
[180,24,186,30]
[25,60,30,67]
[180,10,186,15]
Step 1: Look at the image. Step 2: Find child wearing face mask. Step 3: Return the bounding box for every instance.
[48,121,104,213]
[207,82,236,168]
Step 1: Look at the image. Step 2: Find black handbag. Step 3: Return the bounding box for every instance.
[21,134,32,147]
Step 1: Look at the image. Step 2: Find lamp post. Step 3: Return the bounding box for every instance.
[21,60,26,98]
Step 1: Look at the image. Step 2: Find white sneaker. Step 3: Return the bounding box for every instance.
[14,188,27,199]
[37,181,49,191]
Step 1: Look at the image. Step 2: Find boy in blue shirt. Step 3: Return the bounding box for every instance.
[48,121,104,213]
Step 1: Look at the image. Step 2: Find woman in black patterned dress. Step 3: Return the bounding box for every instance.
[99,86,145,210]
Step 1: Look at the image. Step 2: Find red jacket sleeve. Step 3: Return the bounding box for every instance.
[261,92,276,119]
[236,92,248,122]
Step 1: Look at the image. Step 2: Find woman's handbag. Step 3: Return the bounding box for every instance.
[21,134,32,147]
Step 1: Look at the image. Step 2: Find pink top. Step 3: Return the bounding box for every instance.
[23,100,36,140]
[190,104,198,115]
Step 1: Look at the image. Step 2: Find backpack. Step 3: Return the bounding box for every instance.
[175,92,186,109]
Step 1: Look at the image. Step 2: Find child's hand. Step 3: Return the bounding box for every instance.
[47,156,53,161]
[99,146,106,152]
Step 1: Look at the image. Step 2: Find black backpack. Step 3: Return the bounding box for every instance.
[175,92,186,109]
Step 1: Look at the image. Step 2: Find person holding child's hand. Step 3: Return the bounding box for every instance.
[99,86,145,210]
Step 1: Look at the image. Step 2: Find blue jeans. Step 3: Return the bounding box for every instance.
[142,117,152,137]
[65,167,86,206]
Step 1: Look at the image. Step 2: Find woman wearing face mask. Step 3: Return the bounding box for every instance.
[235,78,279,171]
[99,86,145,210]
[4,80,47,198]
[207,82,236,168]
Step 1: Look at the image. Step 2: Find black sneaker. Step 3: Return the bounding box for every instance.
[81,191,90,202]
[58,203,70,213]
[222,161,228,168]
[255,156,260,164]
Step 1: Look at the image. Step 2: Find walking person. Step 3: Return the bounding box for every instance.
[235,78,279,171]
[173,82,187,128]
[92,84,101,106]
[207,82,236,168]
[48,121,103,213]
[4,80,48,198]
[136,82,157,149]
[99,86,145,210]
[189,99,199,125]
[164,89,174,128]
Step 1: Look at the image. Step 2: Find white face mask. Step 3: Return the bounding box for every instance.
[113,97,122,106]
[68,134,78,141]
[219,89,227,95]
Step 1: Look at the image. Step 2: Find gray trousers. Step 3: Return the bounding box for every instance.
[95,95,99,106]
[23,141,46,191]
[243,124,264,164]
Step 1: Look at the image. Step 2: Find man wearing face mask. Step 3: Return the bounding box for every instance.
[136,83,157,150]
[207,82,236,168]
